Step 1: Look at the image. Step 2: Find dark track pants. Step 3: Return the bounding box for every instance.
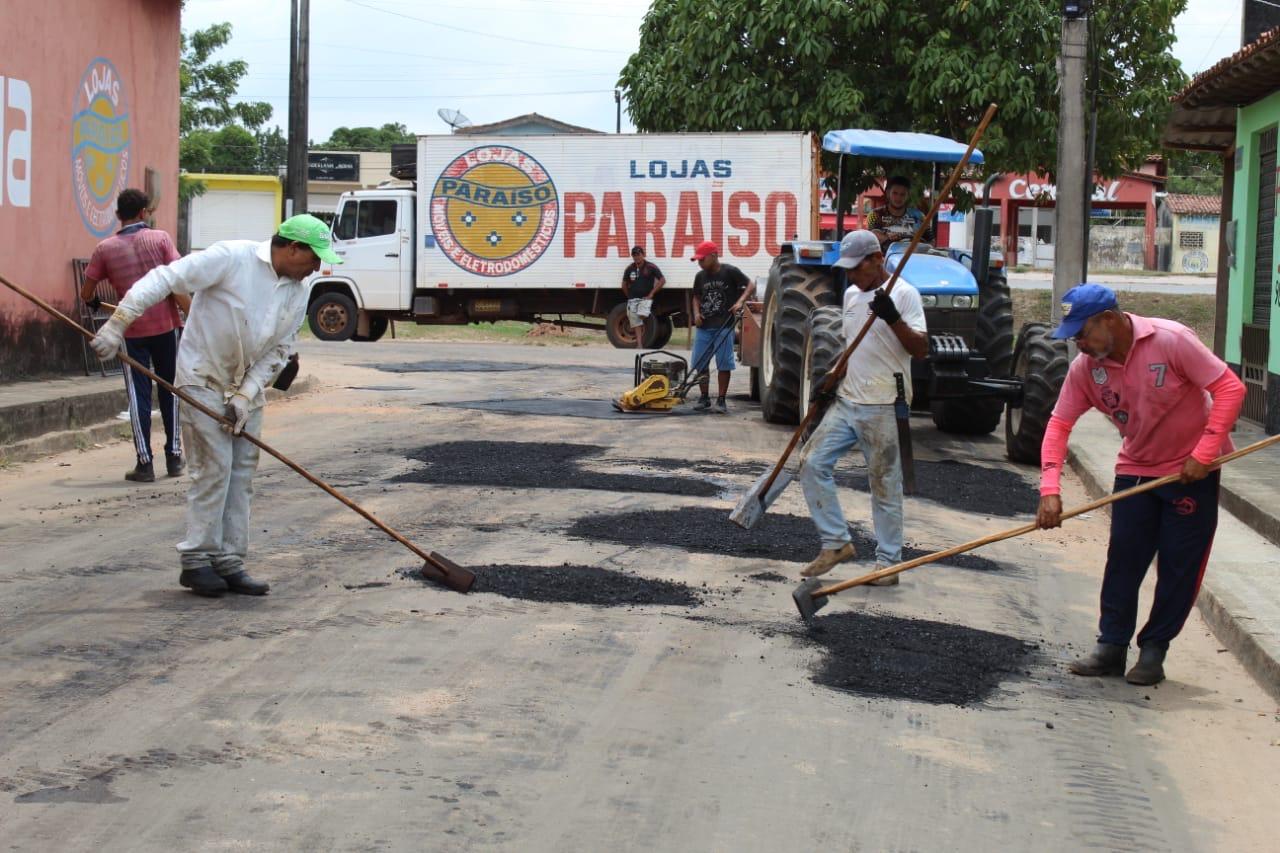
[123,331,181,465]
[1097,471,1220,650]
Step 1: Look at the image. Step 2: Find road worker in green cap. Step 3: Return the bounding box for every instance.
[91,214,342,597]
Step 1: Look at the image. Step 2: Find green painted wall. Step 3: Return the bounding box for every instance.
[1228,90,1280,370]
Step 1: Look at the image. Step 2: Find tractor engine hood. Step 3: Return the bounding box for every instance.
[885,251,977,296]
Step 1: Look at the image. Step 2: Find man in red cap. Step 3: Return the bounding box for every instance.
[690,240,751,413]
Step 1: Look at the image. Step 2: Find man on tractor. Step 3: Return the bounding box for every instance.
[866,175,933,251]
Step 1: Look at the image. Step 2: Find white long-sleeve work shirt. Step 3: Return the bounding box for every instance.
[114,240,308,406]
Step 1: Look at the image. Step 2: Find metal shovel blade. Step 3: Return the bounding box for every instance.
[729,466,796,529]
[420,552,476,593]
[791,578,830,623]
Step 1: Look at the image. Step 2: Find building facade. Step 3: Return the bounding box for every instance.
[0,0,182,380]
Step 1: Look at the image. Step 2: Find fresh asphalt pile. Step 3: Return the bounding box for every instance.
[567,507,1010,572]
[392,441,723,497]
[791,611,1036,706]
[398,564,701,607]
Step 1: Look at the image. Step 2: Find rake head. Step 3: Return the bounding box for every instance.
[791,578,830,624]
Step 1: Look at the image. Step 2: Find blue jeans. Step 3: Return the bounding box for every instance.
[690,323,736,372]
[799,398,904,565]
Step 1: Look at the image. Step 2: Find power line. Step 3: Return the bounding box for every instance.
[340,0,620,54]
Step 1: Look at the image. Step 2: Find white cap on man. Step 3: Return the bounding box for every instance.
[832,229,881,269]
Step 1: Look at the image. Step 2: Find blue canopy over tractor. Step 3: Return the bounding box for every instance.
[821,129,984,165]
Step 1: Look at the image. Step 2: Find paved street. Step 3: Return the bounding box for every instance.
[1008,271,1217,295]
[0,339,1275,851]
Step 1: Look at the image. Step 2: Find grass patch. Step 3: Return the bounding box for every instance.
[1012,290,1215,345]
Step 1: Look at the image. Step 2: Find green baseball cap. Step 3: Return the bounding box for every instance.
[277,214,343,264]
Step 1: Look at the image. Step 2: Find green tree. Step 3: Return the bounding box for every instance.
[319,123,416,151]
[180,22,272,135]
[1165,149,1224,196]
[619,0,1188,199]
[255,127,288,176]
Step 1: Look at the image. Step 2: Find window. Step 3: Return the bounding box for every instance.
[358,200,398,238]
[1179,231,1205,250]
[333,202,357,241]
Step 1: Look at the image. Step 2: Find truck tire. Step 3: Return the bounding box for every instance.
[644,315,674,349]
[606,303,644,348]
[309,292,358,341]
[799,306,843,417]
[352,316,389,342]
[759,253,840,424]
[1005,322,1070,465]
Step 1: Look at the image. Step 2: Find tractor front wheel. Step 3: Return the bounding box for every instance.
[1005,322,1070,464]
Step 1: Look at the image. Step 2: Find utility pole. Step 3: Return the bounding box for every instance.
[614,89,622,134]
[286,0,310,218]
[1052,1,1089,327]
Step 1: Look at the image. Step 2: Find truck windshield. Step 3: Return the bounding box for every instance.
[333,199,397,241]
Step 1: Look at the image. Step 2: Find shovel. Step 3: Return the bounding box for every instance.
[2,273,474,593]
[731,103,999,530]
[791,431,1280,622]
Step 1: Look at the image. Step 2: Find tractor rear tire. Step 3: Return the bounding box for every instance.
[799,307,843,418]
[759,254,841,424]
[1005,322,1070,465]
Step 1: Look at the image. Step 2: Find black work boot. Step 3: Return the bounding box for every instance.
[222,571,270,596]
[179,565,227,597]
[1125,645,1167,686]
[166,453,186,477]
[1068,642,1127,677]
[125,460,155,483]
[694,395,712,411]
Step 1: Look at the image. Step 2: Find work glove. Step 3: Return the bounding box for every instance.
[870,289,902,326]
[89,315,127,359]
[222,394,251,436]
[85,294,101,313]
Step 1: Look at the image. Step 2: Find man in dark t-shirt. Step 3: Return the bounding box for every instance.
[620,246,666,349]
[690,240,751,413]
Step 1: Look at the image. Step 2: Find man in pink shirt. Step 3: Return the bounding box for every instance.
[1035,284,1245,686]
[82,189,189,482]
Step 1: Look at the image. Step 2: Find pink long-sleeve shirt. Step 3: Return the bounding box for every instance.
[1039,314,1246,496]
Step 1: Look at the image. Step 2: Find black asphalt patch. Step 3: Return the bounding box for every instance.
[565,507,1011,572]
[427,398,702,420]
[791,611,1035,706]
[392,441,722,497]
[374,360,541,374]
[398,564,701,607]
[636,457,1037,519]
[747,571,789,583]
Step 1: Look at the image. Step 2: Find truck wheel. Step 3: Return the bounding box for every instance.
[798,306,843,417]
[309,292,358,341]
[930,396,1003,435]
[1005,322,1070,465]
[606,303,643,348]
[352,316,389,342]
[976,268,1014,378]
[644,316,674,349]
[760,253,840,424]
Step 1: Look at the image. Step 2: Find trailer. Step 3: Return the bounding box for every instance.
[304,132,816,347]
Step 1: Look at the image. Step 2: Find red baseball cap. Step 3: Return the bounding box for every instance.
[690,240,719,261]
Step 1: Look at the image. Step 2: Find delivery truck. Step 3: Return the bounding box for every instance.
[304,132,817,347]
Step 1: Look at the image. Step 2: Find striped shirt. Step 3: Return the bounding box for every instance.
[84,224,182,338]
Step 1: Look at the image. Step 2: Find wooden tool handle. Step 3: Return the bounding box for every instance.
[757,104,999,497]
[814,432,1280,598]
[0,272,456,577]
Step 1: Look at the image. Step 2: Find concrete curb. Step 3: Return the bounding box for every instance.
[1066,444,1280,703]
[0,386,128,446]
[0,376,322,468]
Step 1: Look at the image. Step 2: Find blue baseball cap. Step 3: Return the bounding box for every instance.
[1052,283,1118,339]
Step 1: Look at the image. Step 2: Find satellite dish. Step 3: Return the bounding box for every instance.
[437,108,473,131]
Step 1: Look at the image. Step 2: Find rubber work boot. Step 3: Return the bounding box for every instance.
[166,453,186,477]
[1068,642,1128,677]
[125,460,155,483]
[712,398,728,414]
[868,565,900,586]
[694,396,712,412]
[179,565,227,597]
[1125,645,1166,686]
[223,571,270,596]
[801,543,856,578]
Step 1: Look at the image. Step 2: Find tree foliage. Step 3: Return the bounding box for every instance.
[318,123,416,151]
[180,22,272,135]
[619,0,1188,192]
[1165,149,1224,196]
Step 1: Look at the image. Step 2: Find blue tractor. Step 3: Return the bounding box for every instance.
[744,130,1067,463]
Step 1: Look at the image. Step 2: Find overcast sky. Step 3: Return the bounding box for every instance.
[181,0,1247,142]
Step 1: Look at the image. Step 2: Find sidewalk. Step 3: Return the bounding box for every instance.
[1067,411,1280,701]
[0,372,319,464]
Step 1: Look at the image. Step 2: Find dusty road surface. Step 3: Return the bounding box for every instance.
[1,339,1277,852]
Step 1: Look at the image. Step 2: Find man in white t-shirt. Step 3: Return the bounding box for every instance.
[798,230,928,582]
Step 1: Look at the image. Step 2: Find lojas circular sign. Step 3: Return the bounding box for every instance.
[72,58,131,238]
[430,145,558,277]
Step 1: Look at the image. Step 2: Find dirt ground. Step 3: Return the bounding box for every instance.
[0,339,1276,851]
